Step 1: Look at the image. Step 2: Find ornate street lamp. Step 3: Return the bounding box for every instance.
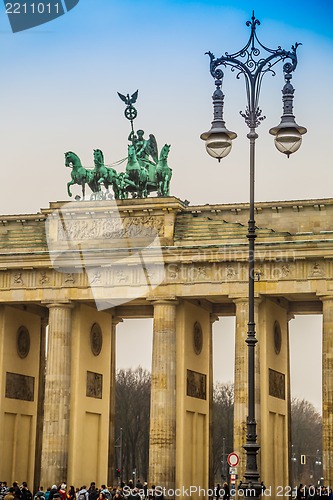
[200,79,237,161]
[201,12,306,498]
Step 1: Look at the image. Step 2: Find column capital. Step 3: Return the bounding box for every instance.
[112,316,123,327]
[149,297,179,306]
[287,312,295,322]
[320,295,333,303]
[42,300,74,310]
[231,296,248,305]
[232,296,262,306]
[210,313,219,324]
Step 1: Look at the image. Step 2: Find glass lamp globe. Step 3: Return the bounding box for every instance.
[205,132,233,161]
[274,127,302,158]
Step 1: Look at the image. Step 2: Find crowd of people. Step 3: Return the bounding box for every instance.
[0,481,160,500]
[4,480,333,499]
[296,484,333,499]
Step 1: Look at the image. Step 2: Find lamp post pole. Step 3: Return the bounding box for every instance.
[315,449,322,485]
[291,444,297,489]
[201,12,306,498]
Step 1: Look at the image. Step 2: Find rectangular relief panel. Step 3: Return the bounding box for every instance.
[57,215,164,242]
[5,372,34,401]
[186,370,206,400]
[86,371,103,399]
[269,368,285,400]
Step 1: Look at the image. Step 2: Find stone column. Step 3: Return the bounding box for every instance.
[209,314,219,489]
[233,298,248,480]
[108,316,122,486]
[34,314,48,493]
[149,299,178,496]
[41,302,73,487]
[287,313,295,489]
[321,297,333,486]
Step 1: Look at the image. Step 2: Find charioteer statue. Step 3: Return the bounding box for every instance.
[66,90,172,200]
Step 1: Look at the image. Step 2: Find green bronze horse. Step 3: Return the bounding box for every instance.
[114,172,130,200]
[156,144,172,196]
[93,149,119,199]
[125,144,148,198]
[65,151,94,198]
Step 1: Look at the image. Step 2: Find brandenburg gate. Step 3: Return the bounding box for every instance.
[0,195,332,494]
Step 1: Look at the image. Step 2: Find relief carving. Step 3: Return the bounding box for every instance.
[186,369,206,400]
[13,272,23,285]
[17,326,30,359]
[90,271,102,284]
[273,321,282,355]
[271,262,295,280]
[64,273,75,284]
[86,371,103,399]
[6,372,34,401]
[254,267,264,280]
[269,368,285,400]
[90,323,103,356]
[40,272,50,285]
[58,216,164,241]
[193,322,203,355]
[281,264,291,277]
[226,265,237,279]
[311,262,324,277]
[196,266,209,279]
[115,269,129,283]
[187,265,210,282]
[167,264,179,280]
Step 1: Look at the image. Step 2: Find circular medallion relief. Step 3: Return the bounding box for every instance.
[273,321,282,355]
[17,326,30,359]
[90,323,103,356]
[193,321,203,355]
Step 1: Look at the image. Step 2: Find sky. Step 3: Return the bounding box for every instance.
[0,0,331,413]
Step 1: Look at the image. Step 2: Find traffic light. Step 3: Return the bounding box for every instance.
[301,455,306,465]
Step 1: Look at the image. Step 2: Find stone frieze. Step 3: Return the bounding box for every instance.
[57,216,164,241]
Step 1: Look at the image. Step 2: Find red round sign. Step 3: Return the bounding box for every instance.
[227,452,239,467]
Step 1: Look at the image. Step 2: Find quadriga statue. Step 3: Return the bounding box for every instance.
[65,139,172,200]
